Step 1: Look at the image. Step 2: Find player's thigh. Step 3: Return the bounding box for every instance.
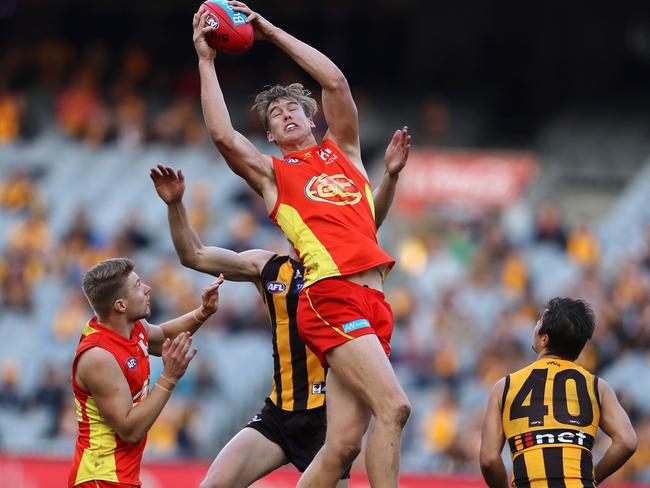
[325,369,371,446]
[201,427,288,488]
[325,334,408,416]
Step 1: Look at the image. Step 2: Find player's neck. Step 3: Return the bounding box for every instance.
[96,315,136,340]
[537,351,568,362]
[279,134,318,155]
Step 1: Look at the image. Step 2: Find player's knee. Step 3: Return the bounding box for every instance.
[334,440,362,467]
[376,395,411,429]
[395,399,411,428]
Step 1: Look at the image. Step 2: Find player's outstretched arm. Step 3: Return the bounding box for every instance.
[145,277,224,356]
[229,1,362,173]
[193,8,274,196]
[150,165,273,282]
[594,379,637,484]
[373,127,411,228]
[479,378,509,488]
[75,333,196,444]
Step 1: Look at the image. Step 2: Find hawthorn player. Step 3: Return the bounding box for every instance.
[192,1,411,486]
[480,298,637,488]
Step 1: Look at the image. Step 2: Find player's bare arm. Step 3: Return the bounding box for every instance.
[151,164,273,283]
[145,277,224,356]
[594,379,637,485]
[75,332,196,444]
[479,378,509,488]
[229,1,363,174]
[373,127,411,228]
[193,8,275,201]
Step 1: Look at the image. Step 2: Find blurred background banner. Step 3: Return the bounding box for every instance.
[397,149,537,213]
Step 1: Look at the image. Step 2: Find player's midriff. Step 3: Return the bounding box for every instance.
[270,138,394,289]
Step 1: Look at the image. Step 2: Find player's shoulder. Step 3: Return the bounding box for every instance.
[76,346,119,374]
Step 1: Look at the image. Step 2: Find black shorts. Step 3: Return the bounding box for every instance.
[246,397,351,479]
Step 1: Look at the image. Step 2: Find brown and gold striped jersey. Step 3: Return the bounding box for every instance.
[261,255,326,411]
[502,357,601,487]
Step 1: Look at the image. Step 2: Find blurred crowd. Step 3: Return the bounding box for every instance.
[1,39,649,483]
[1,163,650,481]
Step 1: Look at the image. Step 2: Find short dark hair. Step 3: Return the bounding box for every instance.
[82,258,134,318]
[538,297,595,360]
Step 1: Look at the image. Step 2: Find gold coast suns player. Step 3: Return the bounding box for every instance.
[480,297,637,488]
[192,2,411,485]
[68,258,223,488]
[150,128,409,488]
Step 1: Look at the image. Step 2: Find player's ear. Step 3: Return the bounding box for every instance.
[540,333,549,348]
[267,130,275,144]
[114,298,127,314]
[308,117,316,129]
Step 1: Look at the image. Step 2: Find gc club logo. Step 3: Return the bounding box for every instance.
[266,281,287,294]
[126,357,138,370]
[304,173,362,206]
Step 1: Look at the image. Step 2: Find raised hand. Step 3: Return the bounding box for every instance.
[161,332,197,382]
[384,126,411,177]
[150,164,185,205]
[228,1,277,41]
[198,274,225,318]
[193,7,217,60]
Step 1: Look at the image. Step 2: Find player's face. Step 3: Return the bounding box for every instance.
[266,98,315,147]
[532,313,546,354]
[124,272,151,321]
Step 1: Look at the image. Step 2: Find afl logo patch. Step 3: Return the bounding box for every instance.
[285,157,301,165]
[266,281,287,294]
[126,357,138,370]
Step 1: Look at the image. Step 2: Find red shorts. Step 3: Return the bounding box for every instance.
[297,277,393,367]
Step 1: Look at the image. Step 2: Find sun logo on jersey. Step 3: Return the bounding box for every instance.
[304,173,362,206]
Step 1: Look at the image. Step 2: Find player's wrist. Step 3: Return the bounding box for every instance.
[156,373,177,392]
[192,306,213,323]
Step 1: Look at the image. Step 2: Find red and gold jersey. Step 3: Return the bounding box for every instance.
[502,358,601,487]
[68,317,150,487]
[270,139,395,287]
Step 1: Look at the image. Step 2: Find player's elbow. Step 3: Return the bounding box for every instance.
[620,430,638,457]
[479,449,502,471]
[322,71,349,92]
[117,426,144,445]
[178,249,201,270]
[122,428,146,445]
[210,131,236,150]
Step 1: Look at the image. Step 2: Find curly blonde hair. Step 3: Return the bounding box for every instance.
[252,83,318,131]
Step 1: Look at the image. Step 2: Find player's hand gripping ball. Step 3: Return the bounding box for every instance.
[202,0,254,54]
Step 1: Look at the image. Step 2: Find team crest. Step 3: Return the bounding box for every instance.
[304,173,362,206]
[266,281,287,294]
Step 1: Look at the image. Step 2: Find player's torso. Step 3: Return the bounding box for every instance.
[502,358,600,487]
[270,139,393,286]
[261,255,326,411]
[69,318,150,486]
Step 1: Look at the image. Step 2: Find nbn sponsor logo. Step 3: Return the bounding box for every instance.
[342,319,370,334]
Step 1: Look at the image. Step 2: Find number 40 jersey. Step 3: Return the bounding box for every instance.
[502,357,601,488]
